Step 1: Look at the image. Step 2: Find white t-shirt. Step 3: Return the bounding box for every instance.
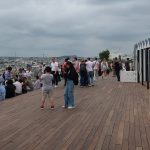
[13,81,22,94]
[51,62,58,72]
[86,61,94,72]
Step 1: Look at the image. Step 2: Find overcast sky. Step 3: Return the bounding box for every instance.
[0,0,150,57]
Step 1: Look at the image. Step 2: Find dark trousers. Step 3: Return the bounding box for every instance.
[52,71,59,86]
[80,71,88,86]
[116,71,120,81]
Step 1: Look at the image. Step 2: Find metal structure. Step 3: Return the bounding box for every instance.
[134,38,150,89]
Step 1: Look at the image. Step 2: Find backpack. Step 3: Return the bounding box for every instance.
[73,71,79,85]
[80,64,86,72]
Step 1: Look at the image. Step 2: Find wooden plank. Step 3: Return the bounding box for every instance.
[101,135,111,150]
[136,147,143,150]
[122,140,128,150]
[0,77,149,150]
[138,100,149,150]
[116,122,124,145]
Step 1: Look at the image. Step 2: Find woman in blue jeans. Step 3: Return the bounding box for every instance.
[63,61,76,109]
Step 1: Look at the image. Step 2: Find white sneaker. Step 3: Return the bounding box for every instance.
[62,106,68,108]
[68,106,72,109]
[55,85,58,88]
[68,106,74,109]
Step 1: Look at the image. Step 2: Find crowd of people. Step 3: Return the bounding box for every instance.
[0,66,40,100]
[0,57,132,109]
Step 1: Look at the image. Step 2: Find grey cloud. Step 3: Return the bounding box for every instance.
[0,0,150,57]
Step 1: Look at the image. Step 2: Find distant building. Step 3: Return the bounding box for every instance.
[109,52,132,61]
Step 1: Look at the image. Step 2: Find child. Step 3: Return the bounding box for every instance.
[34,76,41,90]
[40,66,54,109]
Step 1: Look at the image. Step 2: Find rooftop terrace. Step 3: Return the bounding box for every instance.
[0,77,150,150]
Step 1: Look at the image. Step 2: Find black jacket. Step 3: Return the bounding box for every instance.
[80,63,87,72]
[5,84,16,98]
[115,61,122,72]
[66,67,76,81]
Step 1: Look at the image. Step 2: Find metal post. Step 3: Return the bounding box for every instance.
[137,50,140,83]
[148,48,150,89]
[145,48,149,89]
[141,49,144,85]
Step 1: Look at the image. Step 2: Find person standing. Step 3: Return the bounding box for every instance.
[62,58,69,86]
[101,58,108,79]
[80,60,88,87]
[51,58,59,87]
[40,67,54,109]
[86,58,94,86]
[125,58,130,71]
[112,59,116,77]
[114,57,122,81]
[63,61,76,109]
[93,57,100,81]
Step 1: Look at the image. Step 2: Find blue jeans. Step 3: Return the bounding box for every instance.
[87,71,94,85]
[0,86,6,101]
[64,80,75,107]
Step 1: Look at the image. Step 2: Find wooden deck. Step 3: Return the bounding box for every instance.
[0,77,150,150]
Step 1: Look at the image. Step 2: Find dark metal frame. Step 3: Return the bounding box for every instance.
[137,50,140,83]
[145,48,149,89]
[147,48,150,89]
[135,39,150,89]
[141,49,144,85]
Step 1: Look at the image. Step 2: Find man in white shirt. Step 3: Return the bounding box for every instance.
[93,57,100,81]
[51,58,59,87]
[86,58,94,86]
[13,79,22,95]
